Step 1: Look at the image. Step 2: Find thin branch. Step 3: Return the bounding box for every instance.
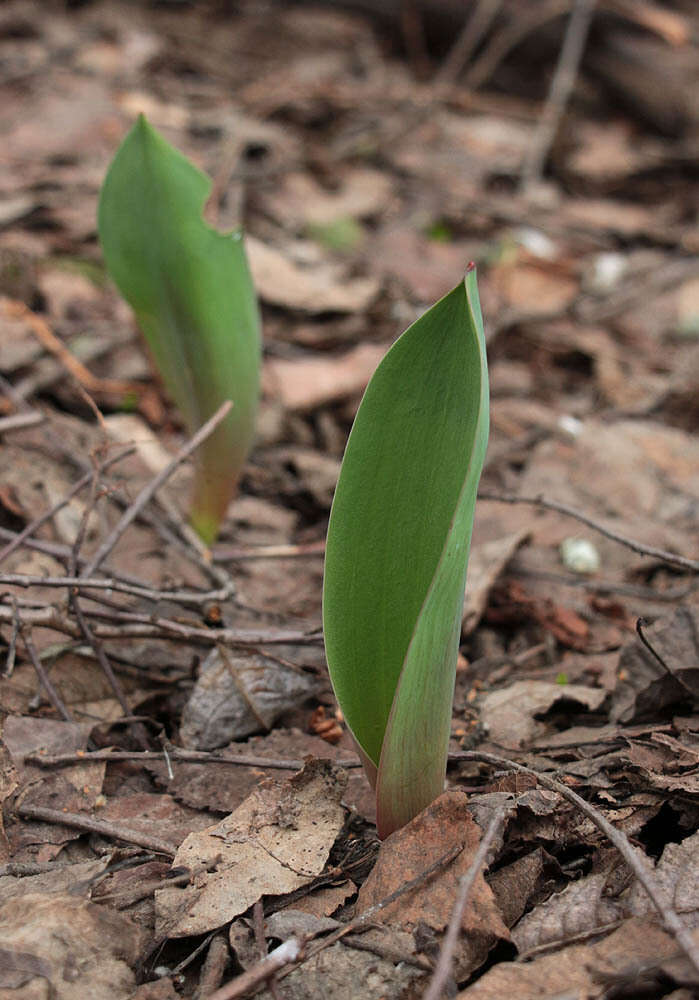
[434,0,505,88]
[0,572,235,607]
[253,899,283,1000]
[81,400,232,578]
[1,297,137,397]
[291,844,464,969]
[466,0,571,90]
[24,746,362,771]
[0,602,322,647]
[520,0,597,191]
[478,491,698,572]
[0,525,230,600]
[213,540,325,563]
[423,803,508,1000]
[74,600,132,715]
[0,410,45,433]
[16,803,178,857]
[2,595,19,677]
[66,464,133,721]
[22,629,73,721]
[451,750,699,977]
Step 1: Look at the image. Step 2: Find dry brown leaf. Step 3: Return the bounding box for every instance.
[612,608,699,724]
[462,529,529,635]
[150,728,367,820]
[491,262,578,315]
[512,871,621,954]
[0,859,107,906]
[624,830,699,927]
[567,121,661,180]
[0,739,19,864]
[290,880,357,919]
[264,168,392,229]
[357,791,508,981]
[0,892,141,999]
[154,760,346,937]
[98,793,217,852]
[264,343,386,412]
[247,236,379,313]
[488,847,559,930]
[179,646,319,750]
[277,936,420,1000]
[480,680,606,749]
[457,917,681,999]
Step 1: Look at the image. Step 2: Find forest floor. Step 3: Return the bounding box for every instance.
[0,1,698,998]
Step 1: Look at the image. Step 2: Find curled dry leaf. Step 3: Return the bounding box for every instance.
[612,607,699,723]
[155,760,346,937]
[0,859,108,906]
[357,791,509,982]
[263,168,392,229]
[462,528,529,635]
[480,680,606,749]
[624,829,699,928]
[179,646,319,750]
[512,829,699,957]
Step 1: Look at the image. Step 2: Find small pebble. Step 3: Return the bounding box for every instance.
[560,537,600,574]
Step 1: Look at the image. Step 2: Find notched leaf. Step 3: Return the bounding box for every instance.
[99,115,261,542]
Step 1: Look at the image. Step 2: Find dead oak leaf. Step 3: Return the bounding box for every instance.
[357,791,508,981]
[155,760,346,938]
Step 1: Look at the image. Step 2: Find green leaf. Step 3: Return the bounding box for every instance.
[98,115,261,544]
[323,268,489,838]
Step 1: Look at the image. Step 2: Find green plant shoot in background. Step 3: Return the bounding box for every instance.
[323,267,489,839]
[98,115,261,544]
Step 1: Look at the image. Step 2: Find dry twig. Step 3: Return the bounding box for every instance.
[0,602,322,647]
[211,844,464,1000]
[479,491,698,572]
[16,802,178,857]
[520,0,597,191]
[0,572,235,607]
[24,746,361,771]
[21,629,73,721]
[80,400,233,578]
[0,410,45,433]
[1,297,137,397]
[423,803,508,1000]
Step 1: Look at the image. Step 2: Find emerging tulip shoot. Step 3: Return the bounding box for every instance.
[323,268,489,838]
[98,115,261,544]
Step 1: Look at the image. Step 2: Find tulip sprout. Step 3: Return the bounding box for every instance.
[99,115,261,544]
[323,268,489,838]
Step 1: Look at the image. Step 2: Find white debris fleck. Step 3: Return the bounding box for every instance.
[514,227,557,260]
[560,537,600,574]
[591,252,627,292]
[558,414,583,437]
[270,938,301,964]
